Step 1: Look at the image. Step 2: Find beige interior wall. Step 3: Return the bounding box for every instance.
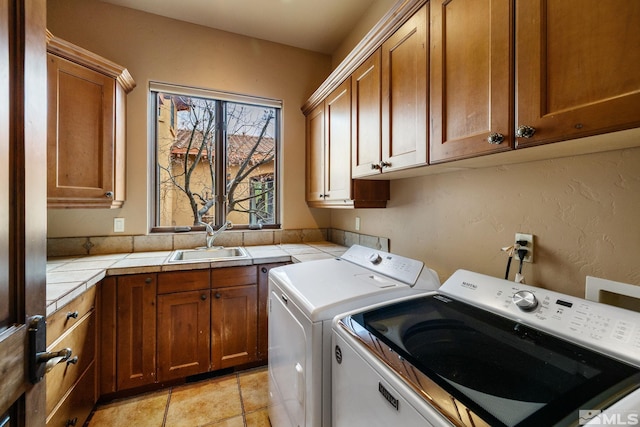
[331,0,398,68]
[46,0,332,237]
[331,146,640,296]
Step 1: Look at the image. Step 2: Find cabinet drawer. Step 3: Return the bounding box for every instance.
[158,269,210,294]
[212,266,257,288]
[46,286,96,347]
[46,311,96,415]
[46,361,96,427]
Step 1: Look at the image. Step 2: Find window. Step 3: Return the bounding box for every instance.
[151,83,280,230]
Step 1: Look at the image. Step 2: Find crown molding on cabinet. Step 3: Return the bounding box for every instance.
[301,0,427,115]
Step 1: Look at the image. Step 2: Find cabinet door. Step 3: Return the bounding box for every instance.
[117,274,157,390]
[306,103,325,202]
[211,285,258,369]
[324,79,352,201]
[157,290,210,381]
[516,0,640,147]
[47,53,116,207]
[381,4,428,171]
[352,49,382,177]
[430,0,513,163]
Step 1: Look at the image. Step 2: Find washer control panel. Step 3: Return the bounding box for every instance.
[340,245,424,286]
[441,269,640,366]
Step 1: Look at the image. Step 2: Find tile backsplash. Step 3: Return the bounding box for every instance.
[47,228,388,257]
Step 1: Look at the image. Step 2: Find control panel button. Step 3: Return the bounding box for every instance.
[513,290,538,311]
[368,253,382,265]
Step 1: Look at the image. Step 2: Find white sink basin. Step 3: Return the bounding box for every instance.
[168,247,249,263]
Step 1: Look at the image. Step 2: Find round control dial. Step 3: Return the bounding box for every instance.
[368,253,382,265]
[513,290,538,311]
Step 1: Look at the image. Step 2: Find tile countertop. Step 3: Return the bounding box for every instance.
[46,242,347,316]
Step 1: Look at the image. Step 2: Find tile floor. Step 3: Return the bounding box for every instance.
[87,367,270,427]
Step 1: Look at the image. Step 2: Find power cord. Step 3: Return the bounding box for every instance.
[501,244,516,280]
[515,246,528,283]
[502,240,528,282]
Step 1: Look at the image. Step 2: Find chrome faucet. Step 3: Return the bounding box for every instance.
[199,220,232,249]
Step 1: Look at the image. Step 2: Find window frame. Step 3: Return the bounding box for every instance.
[149,82,282,232]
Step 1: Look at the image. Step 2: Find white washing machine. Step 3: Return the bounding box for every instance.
[267,244,440,427]
[333,269,640,427]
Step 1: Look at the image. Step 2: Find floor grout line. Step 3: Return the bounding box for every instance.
[161,387,173,427]
[236,372,248,427]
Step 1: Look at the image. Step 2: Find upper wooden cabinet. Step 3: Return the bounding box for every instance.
[47,32,135,208]
[306,79,390,208]
[429,0,513,163]
[381,4,428,172]
[430,0,640,162]
[351,50,382,178]
[515,0,640,148]
[353,5,429,177]
[306,0,640,176]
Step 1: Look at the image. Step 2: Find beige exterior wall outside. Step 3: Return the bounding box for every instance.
[46,0,332,237]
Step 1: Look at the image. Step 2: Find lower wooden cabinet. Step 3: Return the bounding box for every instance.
[46,287,98,427]
[100,264,278,394]
[46,362,97,427]
[116,274,157,390]
[211,284,258,369]
[157,271,211,382]
[211,266,258,369]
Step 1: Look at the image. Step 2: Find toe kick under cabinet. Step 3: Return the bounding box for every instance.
[46,286,98,427]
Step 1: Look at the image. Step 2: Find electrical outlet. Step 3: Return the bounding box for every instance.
[355,217,361,231]
[114,217,125,233]
[515,233,533,262]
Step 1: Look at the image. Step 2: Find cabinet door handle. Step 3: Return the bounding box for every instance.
[66,311,79,320]
[371,163,381,170]
[66,356,79,366]
[515,125,536,138]
[487,132,504,144]
[214,292,221,299]
[201,294,207,301]
[65,417,78,427]
[380,161,391,169]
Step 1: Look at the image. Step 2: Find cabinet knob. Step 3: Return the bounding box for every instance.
[380,161,391,169]
[487,132,505,144]
[371,163,381,170]
[65,417,78,427]
[66,311,79,320]
[105,191,114,198]
[214,292,221,299]
[145,277,152,284]
[200,294,207,301]
[261,267,268,274]
[66,356,79,366]
[515,125,536,139]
